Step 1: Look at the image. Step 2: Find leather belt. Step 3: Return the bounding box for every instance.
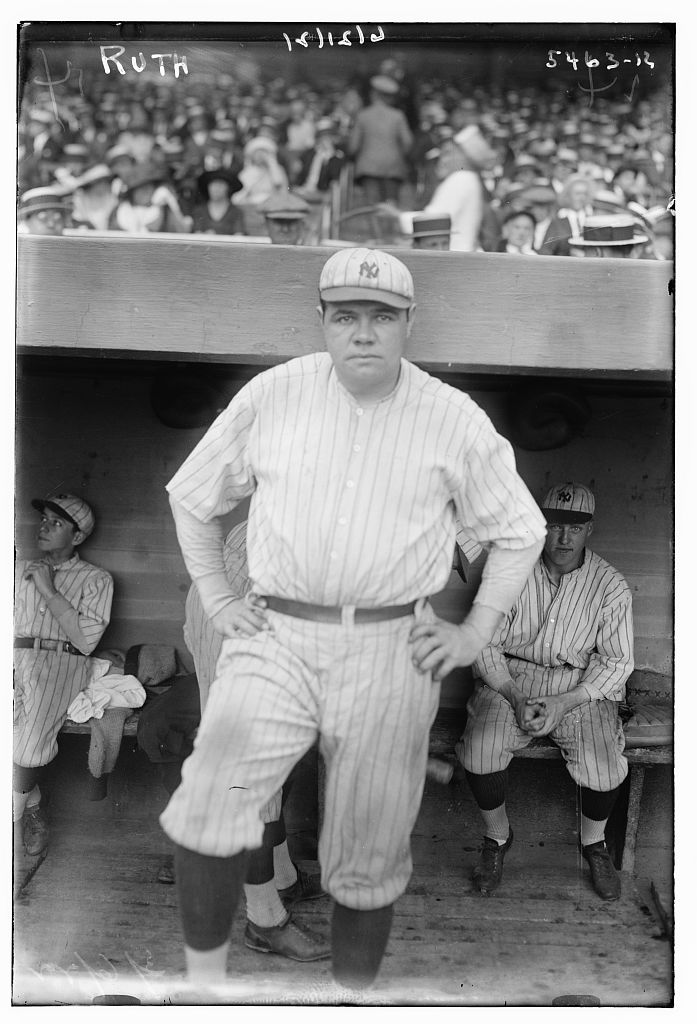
[263,596,417,624]
[14,637,84,656]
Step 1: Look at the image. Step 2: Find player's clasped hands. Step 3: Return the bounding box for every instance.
[211,594,271,639]
[23,559,56,597]
[409,618,487,681]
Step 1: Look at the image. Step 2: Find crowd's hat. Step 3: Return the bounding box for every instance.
[160,138,185,156]
[579,133,596,146]
[197,167,242,194]
[370,75,400,95]
[18,187,67,217]
[540,482,595,523]
[28,108,54,125]
[502,206,536,226]
[106,144,136,165]
[62,143,89,159]
[315,117,336,134]
[75,164,114,189]
[555,147,578,163]
[569,213,648,247]
[319,248,414,309]
[123,163,168,195]
[453,125,497,168]
[260,191,310,220]
[32,493,96,538]
[520,184,557,205]
[412,213,451,238]
[244,136,277,158]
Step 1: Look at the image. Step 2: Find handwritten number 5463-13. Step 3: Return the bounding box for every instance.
[546,50,655,70]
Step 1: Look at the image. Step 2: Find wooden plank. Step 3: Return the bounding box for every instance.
[17,235,673,378]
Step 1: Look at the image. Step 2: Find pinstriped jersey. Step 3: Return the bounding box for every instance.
[474,550,634,701]
[167,353,546,607]
[15,554,113,654]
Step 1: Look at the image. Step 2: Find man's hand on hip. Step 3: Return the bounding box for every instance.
[211,595,270,639]
[409,618,487,681]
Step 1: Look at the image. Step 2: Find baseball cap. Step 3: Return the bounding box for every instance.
[540,482,595,524]
[319,248,414,309]
[260,192,310,220]
[32,494,96,538]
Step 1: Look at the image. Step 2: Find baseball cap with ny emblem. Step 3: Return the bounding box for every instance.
[319,247,414,309]
[540,481,595,523]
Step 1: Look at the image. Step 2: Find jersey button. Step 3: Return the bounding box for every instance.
[346,480,355,489]
[353,444,361,453]
[330,551,338,560]
[355,408,364,416]
[338,517,347,526]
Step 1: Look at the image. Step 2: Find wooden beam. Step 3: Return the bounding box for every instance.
[17,234,673,379]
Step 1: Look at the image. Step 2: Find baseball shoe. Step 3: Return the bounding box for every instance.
[582,840,621,901]
[278,867,326,906]
[23,804,50,857]
[157,855,175,885]
[244,913,330,962]
[472,829,513,895]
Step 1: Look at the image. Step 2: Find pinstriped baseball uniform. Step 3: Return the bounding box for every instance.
[456,550,634,790]
[161,352,546,909]
[183,520,281,823]
[14,554,113,767]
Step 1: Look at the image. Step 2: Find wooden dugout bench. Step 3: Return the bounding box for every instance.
[427,671,673,875]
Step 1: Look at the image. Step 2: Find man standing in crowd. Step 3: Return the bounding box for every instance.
[160,246,546,990]
[348,76,413,205]
[456,483,634,902]
[138,520,327,962]
[14,495,113,856]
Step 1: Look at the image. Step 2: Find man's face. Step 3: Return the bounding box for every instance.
[266,218,304,245]
[318,299,413,399]
[543,520,593,575]
[414,234,450,251]
[37,510,79,554]
[25,208,66,235]
[503,214,535,248]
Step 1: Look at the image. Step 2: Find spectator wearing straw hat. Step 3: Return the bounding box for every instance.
[411,213,451,251]
[496,209,537,255]
[191,168,245,236]
[18,187,69,236]
[568,213,649,259]
[348,75,413,205]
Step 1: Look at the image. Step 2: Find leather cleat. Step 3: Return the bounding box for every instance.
[582,840,621,901]
[472,829,513,895]
[244,913,330,962]
[23,804,50,857]
[278,867,326,906]
[157,856,175,885]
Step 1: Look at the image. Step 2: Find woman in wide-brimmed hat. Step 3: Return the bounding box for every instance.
[191,168,245,236]
[110,163,192,234]
[233,136,289,208]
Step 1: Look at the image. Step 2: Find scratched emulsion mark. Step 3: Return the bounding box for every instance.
[32,48,85,129]
[545,48,656,107]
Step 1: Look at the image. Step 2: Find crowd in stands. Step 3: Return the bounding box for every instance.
[17,52,674,258]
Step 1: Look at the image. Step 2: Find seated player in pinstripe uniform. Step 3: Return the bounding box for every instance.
[456,482,634,901]
[14,494,113,857]
[160,246,547,991]
[137,519,328,962]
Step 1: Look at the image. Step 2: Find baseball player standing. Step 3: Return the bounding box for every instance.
[161,246,547,989]
[456,482,634,901]
[14,494,113,856]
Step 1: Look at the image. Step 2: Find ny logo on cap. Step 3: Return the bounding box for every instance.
[359,260,379,279]
[557,489,572,503]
